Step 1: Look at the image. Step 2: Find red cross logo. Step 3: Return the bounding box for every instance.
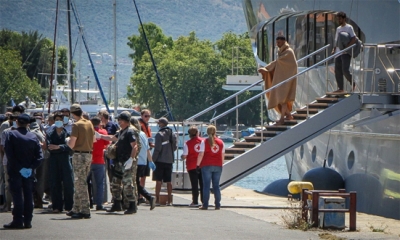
[194,143,201,153]
[211,145,220,153]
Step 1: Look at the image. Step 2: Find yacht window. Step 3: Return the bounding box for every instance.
[311,146,317,162]
[347,151,355,169]
[327,149,334,166]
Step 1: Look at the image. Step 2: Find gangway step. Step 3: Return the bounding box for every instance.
[225,148,246,154]
[295,108,319,114]
[282,120,299,125]
[244,136,271,142]
[292,114,312,120]
[316,97,340,103]
[254,131,279,137]
[308,103,330,109]
[224,154,236,160]
[264,125,291,131]
[233,142,257,148]
[325,92,348,97]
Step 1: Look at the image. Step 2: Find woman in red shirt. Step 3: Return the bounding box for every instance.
[196,125,225,210]
[181,126,203,206]
[89,117,109,210]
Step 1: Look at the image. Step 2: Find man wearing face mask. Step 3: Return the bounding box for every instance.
[4,113,43,229]
[46,113,74,213]
[0,106,25,212]
[60,108,73,134]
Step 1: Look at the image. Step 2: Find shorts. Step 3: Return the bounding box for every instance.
[152,162,173,183]
[137,165,147,178]
[145,161,151,176]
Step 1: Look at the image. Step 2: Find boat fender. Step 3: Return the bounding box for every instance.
[287,181,314,194]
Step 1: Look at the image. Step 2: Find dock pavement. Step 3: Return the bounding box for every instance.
[1,181,399,239]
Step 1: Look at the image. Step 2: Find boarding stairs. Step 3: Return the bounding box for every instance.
[220,92,361,189]
[184,43,400,190]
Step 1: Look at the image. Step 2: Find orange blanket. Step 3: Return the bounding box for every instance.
[259,43,297,113]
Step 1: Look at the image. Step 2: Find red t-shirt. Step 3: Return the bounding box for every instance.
[199,137,225,167]
[92,128,109,164]
[183,137,203,171]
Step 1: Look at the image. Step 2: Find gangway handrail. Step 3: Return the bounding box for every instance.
[209,44,356,123]
[185,44,331,121]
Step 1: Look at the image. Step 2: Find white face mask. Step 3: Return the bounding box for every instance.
[63,116,69,124]
[35,119,42,125]
[54,121,63,128]
[12,121,17,128]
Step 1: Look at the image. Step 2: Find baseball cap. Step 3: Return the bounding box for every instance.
[17,113,31,124]
[157,117,168,125]
[117,111,131,122]
[70,104,82,112]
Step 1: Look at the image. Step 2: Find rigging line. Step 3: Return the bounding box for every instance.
[72,35,79,59]
[47,0,59,114]
[70,0,110,112]
[131,0,175,122]
[322,129,332,168]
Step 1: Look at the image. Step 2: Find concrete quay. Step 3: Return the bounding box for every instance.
[1,183,399,240]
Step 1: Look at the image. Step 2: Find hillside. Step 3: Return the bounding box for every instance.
[0,0,248,97]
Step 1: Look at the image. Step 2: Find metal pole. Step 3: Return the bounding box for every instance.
[325,46,329,93]
[78,25,82,103]
[236,95,239,139]
[113,0,118,116]
[48,0,59,114]
[260,93,263,142]
[67,0,74,103]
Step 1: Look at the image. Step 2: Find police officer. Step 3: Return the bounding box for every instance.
[3,114,43,229]
[97,111,139,214]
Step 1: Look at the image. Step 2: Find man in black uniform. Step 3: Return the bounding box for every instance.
[3,114,43,229]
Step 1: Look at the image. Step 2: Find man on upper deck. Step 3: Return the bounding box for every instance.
[332,11,357,93]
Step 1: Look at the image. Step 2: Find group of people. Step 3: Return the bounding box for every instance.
[258,11,358,125]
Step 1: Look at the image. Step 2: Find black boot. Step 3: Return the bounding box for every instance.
[124,202,137,214]
[107,200,122,212]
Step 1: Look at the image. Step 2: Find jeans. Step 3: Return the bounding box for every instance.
[334,54,353,90]
[201,166,222,208]
[188,169,203,204]
[9,173,34,225]
[49,153,74,211]
[90,164,105,207]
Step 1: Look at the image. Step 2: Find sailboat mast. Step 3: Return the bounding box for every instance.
[113,0,118,116]
[67,0,74,103]
[48,0,60,114]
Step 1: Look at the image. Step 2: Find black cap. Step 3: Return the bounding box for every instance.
[117,111,131,122]
[157,117,168,125]
[17,113,31,124]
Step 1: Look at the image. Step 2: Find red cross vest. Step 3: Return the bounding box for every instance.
[185,137,203,171]
[200,137,224,168]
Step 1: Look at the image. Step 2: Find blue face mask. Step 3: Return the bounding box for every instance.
[12,121,17,128]
[63,116,69,124]
[54,121,63,128]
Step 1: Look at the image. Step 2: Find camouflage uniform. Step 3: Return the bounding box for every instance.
[112,126,141,208]
[71,153,92,214]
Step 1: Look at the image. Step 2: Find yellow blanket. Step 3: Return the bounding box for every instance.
[259,42,297,113]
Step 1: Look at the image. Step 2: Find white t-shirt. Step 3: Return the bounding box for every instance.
[334,24,356,56]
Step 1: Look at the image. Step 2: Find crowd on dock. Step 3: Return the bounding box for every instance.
[0,104,224,229]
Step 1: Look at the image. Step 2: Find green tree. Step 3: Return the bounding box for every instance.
[127,24,262,125]
[0,48,41,107]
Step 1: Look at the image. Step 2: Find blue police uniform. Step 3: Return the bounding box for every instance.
[4,121,43,228]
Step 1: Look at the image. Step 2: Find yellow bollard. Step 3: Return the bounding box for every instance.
[287,181,314,194]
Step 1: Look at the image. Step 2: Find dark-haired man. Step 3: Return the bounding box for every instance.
[332,11,357,93]
[4,114,43,229]
[66,104,95,219]
[152,117,177,205]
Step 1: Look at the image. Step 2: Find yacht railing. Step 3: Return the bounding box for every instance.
[209,44,356,123]
[185,44,331,122]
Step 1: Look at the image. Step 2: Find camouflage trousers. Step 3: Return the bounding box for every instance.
[111,159,137,206]
[72,153,92,214]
